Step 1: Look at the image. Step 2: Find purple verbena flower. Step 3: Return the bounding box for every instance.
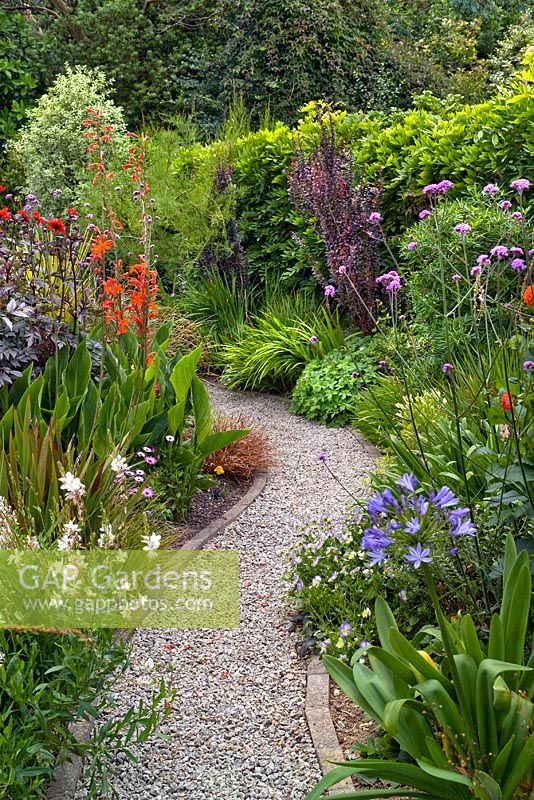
[309,335,318,344]
[511,258,526,272]
[442,363,454,373]
[452,273,462,282]
[471,265,482,277]
[406,241,418,251]
[499,200,512,211]
[324,284,336,298]
[418,209,431,219]
[522,360,534,371]
[369,212,382,223]
[482,183,499,194]
[490,245,509,259]
[511,212,523,222]
[454,223,471,235]
[510,178,530,193]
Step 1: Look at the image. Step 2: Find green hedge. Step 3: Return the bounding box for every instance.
[171,59,534,284]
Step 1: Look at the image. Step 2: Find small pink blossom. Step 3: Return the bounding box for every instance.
[510,178,530,193]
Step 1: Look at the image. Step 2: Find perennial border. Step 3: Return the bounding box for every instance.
[46,468,269,799]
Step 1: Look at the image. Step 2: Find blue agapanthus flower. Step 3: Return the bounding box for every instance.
[361,474,476,569]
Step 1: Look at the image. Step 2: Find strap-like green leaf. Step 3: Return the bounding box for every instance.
[460,615,485,664]
[416,678,469,759]
[502,730,534,800]
[488,615,504,661]
[389,629,454,694]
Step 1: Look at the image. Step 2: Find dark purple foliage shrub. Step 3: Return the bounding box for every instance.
[288,116,381,334]
[0,194,91,386]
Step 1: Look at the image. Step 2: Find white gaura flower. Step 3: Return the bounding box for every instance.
[63,520,81,536]
[97,524,115,549]
[111,455,129,474]
[142,532,161,551]
[57,533,74,551]
[165,435,175,443]
[59,472,86,501]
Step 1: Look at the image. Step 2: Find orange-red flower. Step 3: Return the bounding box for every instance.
[47,218,66,235]
[102,278,123,297]
[67,208,78,218]
[0,207,11,220]
[0,185,5,192]
[17,209,30,223]
[501,392,512,411]
[91,233,114,262]
[32,211,44,224]
[523,285,534,308]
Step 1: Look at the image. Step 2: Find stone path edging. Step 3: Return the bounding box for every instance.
[180,469,269,550]
[305,657,354,795]
[46,469,269,800]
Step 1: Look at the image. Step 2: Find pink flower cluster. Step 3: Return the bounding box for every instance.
[376,270,402,293]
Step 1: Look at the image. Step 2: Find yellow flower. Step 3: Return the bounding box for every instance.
[361,607,372,619]
[417,650,437,669]
[336,637,345,649]
[214,465,225,476]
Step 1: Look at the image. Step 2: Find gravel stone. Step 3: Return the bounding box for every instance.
[77,383,375,799]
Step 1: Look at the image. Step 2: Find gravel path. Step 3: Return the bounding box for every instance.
[90,383,376,800]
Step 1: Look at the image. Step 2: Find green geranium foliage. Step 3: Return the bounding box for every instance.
[291,350,372,427]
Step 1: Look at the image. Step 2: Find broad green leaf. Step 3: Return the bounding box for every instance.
[170,347,201,405]
[168,400,186,437]
[64,340,91,401]
[191,376,212,443]
[197,429,248,458]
